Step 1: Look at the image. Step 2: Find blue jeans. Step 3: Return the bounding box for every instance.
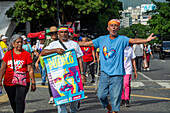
[57,102,78,113]
[97,72,123,112]
[39,63,46,84]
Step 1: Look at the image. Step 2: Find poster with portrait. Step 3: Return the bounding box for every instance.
[43,49,85,106]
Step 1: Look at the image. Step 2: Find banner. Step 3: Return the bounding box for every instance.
[43,49,85,106]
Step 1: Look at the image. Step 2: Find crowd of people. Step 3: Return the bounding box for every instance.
[0,19,156,113]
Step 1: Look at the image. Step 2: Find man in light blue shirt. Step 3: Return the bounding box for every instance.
[78,19,156,113]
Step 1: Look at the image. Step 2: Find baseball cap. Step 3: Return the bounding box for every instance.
[1,36,8,40]
[108,19,120,26]
[38,34,45,40]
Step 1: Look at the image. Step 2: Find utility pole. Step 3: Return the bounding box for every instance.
[57,0,60,27]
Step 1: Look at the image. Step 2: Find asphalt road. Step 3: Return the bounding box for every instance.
[0,53,170,113]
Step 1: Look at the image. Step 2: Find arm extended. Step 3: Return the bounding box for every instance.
[78,41,94,47]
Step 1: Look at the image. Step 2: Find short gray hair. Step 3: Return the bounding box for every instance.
[8,34,23,50]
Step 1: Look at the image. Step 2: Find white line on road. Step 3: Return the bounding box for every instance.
[157,82,170,88]
[138,72,153,81]
[160,60,166,62]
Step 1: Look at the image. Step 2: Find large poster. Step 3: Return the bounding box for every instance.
[43,49,85,106]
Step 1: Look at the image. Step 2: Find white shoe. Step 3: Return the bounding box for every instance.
[147,68,150,71]
[143,69,146,71]
[48,98,54,104]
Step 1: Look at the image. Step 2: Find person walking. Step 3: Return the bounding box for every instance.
[35,26,58,104]
[0,34,36,113]
[133,44,144,72]
[81,37,96,83]
[0,46,4,68]
[34,34,46,85]
[143,43,153,71]
[41,26,84,113]
[0,36,8,54]
[121,45,137,107]
[21,35,34,60]
[78,19,156,113]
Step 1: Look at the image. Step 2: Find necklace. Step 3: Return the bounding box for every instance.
[14,49,21,54]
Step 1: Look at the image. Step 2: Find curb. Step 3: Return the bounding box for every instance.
[34,73,41,78]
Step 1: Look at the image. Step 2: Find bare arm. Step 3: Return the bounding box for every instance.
[41,48,65,56]
[0,61,6,89]
[77,57,86,85]
[78,40,94,47]
[92,49,96,62]
[131,59,137,79]
[150,51,153,59]
[129,33,156,44]
[27,64,36,92]
[96,51,99,62]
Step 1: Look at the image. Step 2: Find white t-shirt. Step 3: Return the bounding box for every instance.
[35,40,44,52]
[124,46,136,74]
[45,39,83,58]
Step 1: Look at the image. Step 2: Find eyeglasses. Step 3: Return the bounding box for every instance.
[59,31,68,33]
[49,32,57,35]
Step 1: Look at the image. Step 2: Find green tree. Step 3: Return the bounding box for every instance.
[5,0,103,31]
[148,0,170,41]
[94,0,123,35]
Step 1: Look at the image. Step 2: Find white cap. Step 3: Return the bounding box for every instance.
[21,35,27,40]
[1,36,8,40]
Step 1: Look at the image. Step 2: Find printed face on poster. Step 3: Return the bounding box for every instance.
[43,49,85,105]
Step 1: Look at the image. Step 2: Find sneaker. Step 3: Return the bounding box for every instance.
[77,101,80,110]
[91,80,95,84]
[48,98,54,104]
[125,100,130,107]
[147,68,150,71]
[41,83,45,85]
[120,99,125,106]
[143,69,146,71]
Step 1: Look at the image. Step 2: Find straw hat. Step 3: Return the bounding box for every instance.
[46,26,58,35]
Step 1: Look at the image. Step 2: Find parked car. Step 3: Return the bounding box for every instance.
[153,44,161,53]
[159,41,170,59]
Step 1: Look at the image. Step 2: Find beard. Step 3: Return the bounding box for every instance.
[59,35,68,41]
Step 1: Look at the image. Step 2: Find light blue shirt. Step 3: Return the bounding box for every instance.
[92,35,129,76]
[22,44,33,53]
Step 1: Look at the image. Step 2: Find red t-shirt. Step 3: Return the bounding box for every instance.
[81,47,94,62]
[2,49,32,86]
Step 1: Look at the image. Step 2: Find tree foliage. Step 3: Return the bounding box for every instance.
[148,0,170,40]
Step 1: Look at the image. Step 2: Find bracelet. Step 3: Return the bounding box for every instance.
[32,83,36,85]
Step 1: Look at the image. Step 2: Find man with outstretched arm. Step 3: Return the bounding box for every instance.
[78,19,156,113]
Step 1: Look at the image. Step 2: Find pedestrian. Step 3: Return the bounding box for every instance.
[41,26,84,113]
[143,43,153,71]
[133,43,144,72]
[0,34,36,113]
[35,26,58,104]
[78,19,156,113]
[0,46,4,68]
[121,45,137,107]
[34,34,46,85]
[81,37,96,83]
[21,35,34,60]
[0,36,8,54]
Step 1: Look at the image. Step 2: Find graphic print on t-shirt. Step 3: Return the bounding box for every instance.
[84,47,89,52]
[7,60,24,70]
[103,46,116,60]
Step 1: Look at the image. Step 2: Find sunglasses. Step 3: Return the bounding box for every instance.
[49,32,57,35]
[59,31,68,33]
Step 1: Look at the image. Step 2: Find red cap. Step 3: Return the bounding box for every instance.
[38,34,45,39]
[68,28,74,33]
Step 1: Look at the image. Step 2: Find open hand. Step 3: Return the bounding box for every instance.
[146,33,157,42]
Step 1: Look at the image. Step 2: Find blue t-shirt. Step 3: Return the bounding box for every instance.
[22,44,33,54]
[92,35,129,76]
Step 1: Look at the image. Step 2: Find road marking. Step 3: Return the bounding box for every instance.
[131,94,170,100]
[131,82,145,87]
[0,109,37,112]
[164,75,170,77]
[160,60,165,62]
[0,94,8,105]
[157,82,170,88]
[138,72,153,81]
